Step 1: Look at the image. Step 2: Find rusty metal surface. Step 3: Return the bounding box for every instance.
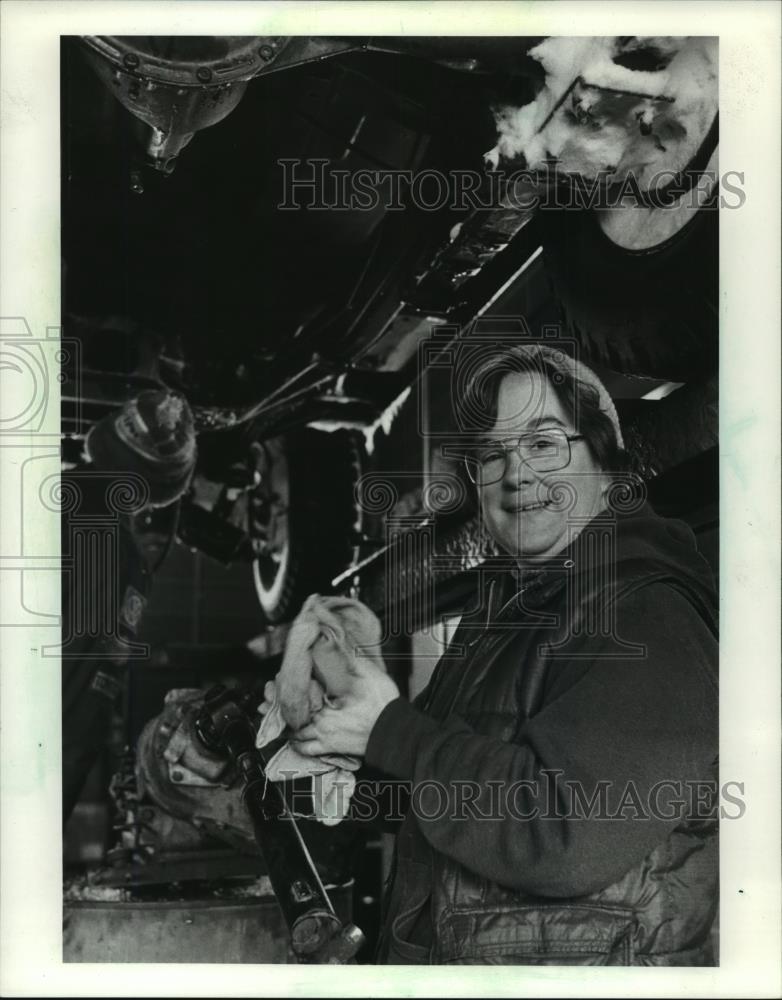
[63,882,353,964]
[81,36,290,84]
[97,848,267,888]
[619,377,718,479]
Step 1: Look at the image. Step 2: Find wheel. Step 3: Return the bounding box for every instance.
[247,429,363,624]
[536,129,719,381]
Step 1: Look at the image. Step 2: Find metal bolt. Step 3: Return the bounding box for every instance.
[196,67,213,83]
[258,45,275,61]
[122,53,139,70]
[171,769,184,782]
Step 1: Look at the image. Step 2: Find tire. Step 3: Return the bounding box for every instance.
[538,200,718,380]
[247,429,363,624]
[536,125,719,381]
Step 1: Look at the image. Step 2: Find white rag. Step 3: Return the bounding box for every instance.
[255,594,385,826]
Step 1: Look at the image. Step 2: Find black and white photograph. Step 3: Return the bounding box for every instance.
[0,2,779,996]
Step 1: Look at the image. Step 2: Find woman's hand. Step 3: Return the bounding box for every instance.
[290,661,400,758]
[258,678,324,719]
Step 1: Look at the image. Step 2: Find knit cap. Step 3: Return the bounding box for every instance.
[462,342,624,448]
[531,344,624,448]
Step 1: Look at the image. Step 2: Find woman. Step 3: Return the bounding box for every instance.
[291,344,719,965]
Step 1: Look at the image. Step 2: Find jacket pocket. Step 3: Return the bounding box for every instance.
[435,903,637,966]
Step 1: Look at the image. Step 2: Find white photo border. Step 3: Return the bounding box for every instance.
[1,2,780,996]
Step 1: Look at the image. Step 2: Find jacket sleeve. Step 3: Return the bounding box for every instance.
[364,583,718,897]
[346,686,430,832]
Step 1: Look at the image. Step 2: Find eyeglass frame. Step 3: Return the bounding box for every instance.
[459,428,588,486]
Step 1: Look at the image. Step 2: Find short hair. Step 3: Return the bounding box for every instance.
[457,344,628,474]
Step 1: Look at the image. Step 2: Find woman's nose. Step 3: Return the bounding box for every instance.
[502,447,535,485]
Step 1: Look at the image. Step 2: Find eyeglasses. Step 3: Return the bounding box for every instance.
[464,428,586,486]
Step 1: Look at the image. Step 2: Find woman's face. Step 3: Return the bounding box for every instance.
[478,371,610,560]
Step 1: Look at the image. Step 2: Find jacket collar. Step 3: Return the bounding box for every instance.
[490,507,624,619]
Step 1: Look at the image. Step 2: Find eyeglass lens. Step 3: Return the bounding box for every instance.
[468,431,571,485]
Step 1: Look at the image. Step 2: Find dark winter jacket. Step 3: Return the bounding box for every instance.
[361,502,719,965]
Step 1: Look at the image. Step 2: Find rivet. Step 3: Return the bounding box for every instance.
[196,67,213,83]
[122,53,139,70]
[259,45,275,61]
